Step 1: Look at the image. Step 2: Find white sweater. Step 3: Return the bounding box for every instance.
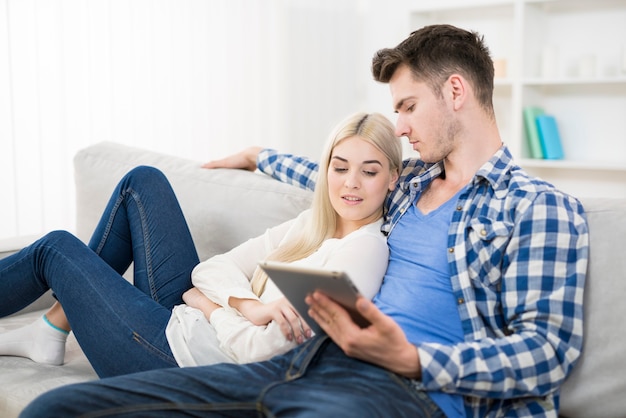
[165,209,388,366]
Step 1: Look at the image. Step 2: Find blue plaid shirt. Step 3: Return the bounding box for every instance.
[258,145,589,418]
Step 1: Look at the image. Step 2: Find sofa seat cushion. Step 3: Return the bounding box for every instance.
[0,310,96,418]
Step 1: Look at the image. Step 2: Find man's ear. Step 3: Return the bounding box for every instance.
[448,74,466,111]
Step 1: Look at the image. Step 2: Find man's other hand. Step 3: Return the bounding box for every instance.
[202,146,263,171]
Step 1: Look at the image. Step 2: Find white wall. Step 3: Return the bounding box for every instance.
[1,0,404,241]
[6,0,623,242]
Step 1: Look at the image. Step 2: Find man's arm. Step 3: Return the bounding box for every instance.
[203,147,320,192]
[308,191,589,400]
[418,192,588,399]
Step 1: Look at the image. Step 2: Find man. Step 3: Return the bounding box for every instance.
[21,24,588,417]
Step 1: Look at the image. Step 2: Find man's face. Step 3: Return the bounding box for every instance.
[389,65,458,163]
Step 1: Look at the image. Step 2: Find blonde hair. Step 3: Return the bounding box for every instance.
[250,112,402,295]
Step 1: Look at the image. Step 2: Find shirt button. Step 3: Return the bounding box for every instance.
[457,298,465,305]
[448,248,454,253]
[412,182,418,188]
[456,205,462,211]
[480,229,487,236]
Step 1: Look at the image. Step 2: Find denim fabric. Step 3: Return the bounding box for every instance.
[0,166,199,377]
[21,336,445,418]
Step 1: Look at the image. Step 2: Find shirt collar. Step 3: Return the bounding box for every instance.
[472,144,515,199]
[403,144,515,199]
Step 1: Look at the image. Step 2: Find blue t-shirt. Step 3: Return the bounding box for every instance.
[373,191,466,418]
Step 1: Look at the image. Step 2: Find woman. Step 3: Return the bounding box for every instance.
[0,112,401,378]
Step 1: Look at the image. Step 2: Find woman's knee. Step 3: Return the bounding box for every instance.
[124,165,167,186]
[39,230,83,249]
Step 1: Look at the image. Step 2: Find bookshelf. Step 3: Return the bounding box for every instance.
[407,0,626,198]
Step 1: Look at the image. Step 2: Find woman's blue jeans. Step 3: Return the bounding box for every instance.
[21,336,445,418]
[0,166,199,377]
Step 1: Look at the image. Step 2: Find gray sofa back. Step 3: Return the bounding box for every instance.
[74,142,314,262]
[559,198,626,417]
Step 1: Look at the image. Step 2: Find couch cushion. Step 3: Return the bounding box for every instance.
[0,310,96,418]
[74,141,314,262]
[559,198,626,418]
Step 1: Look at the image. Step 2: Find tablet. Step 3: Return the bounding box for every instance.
[258,261,370,334]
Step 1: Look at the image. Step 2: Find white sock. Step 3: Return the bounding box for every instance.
[0,315,68,365]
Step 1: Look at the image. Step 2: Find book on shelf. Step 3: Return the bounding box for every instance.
[522,106,545,159]
[535,114,565,160]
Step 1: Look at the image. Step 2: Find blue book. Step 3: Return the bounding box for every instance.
[535,115,564,160]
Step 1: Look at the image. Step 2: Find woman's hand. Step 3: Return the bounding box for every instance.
[182,288,222,320]
[230,297,312,344]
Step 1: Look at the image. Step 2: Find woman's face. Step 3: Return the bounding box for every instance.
[327,135,398,237]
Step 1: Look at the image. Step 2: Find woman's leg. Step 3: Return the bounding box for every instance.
[67,166,200,376]
[1,166,200,375]
[41,165,199,336]
[87,165,199,307]
[0,231,177,376]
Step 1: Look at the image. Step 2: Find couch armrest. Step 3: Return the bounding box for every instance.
[0,234,42,260]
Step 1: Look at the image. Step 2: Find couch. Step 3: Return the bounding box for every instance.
[1,141,625,417]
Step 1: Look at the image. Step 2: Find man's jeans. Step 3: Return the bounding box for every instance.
[0,166,199,377]
[21,336,445,418]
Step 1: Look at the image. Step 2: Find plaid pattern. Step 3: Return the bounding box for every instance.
[258,146,589,418]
